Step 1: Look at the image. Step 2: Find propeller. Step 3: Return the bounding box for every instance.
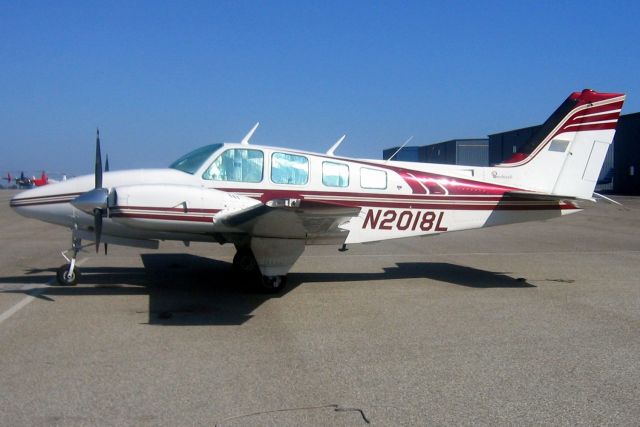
[71,129,109,253]
[103,151,110,254]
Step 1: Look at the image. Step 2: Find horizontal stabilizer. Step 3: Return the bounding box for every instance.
[504,191,583,202]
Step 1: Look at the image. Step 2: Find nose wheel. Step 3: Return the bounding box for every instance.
[55,235,84,286]
[56,264,80,286]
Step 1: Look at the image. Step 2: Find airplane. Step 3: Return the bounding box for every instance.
[4,171,50,188]
[32,171,49,187]
[9,89,625,292]
[15,172,34,188]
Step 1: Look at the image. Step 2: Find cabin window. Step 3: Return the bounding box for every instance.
[360,167,387,189]
[271,152,309,185]
[203,149,264,182]
[322,161,349,187]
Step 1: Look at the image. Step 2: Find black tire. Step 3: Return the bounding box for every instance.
[261,275,287,294]
[56,264,80,286]
[233,248,258,275]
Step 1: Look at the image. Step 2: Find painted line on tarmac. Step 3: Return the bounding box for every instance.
[0,258,89,326]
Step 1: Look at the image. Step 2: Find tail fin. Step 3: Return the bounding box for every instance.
[496,89,625,199]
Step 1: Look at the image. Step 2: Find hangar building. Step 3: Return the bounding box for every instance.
[382,138,489,166]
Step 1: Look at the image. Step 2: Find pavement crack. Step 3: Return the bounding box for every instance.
[545,278,575,283]
[214,403,370,425]
[335,405,370,423]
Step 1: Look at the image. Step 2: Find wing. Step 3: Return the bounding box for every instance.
[219,198,361,244]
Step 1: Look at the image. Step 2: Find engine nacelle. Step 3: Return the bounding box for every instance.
[109,184,260,233]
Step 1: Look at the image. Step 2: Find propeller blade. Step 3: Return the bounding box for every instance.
[95,129,103,188]
[94,209,102,253]
[104,243,108,255]
[105,155,110,172]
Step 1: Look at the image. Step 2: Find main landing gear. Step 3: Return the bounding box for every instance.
[233,248,287,293]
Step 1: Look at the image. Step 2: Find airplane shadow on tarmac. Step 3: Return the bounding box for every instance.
[0,253,533,326]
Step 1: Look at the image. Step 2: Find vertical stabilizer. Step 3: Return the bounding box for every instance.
[495,89,625,199]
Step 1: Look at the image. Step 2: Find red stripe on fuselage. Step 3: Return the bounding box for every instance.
[109,212,215,222]
[112,205,221,214]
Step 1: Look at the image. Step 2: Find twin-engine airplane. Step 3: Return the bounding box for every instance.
[10,89,625,292]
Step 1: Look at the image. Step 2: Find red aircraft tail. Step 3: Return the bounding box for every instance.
[33,171,48,186]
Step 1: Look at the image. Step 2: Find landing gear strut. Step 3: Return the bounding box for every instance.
[233,247,287,293]
[56,236,83,286]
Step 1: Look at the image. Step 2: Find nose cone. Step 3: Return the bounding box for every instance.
[9,184,78,225]
[10,187,48,219]
[10,188,35,209]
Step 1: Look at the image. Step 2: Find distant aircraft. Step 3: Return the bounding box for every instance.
[32,171,49,187]
[15,172,34,188]
[5,171,50,188]
[10,90,625,291]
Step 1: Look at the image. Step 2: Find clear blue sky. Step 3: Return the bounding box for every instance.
[2,0,639,176]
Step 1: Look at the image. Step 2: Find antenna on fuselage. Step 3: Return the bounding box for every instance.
[326,134,346,156]
[240,122,260,145]
[385,135,414,163]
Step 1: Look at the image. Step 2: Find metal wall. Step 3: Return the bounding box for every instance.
[423,140,454,164]
[382,146,424,162]
[488,125,541,165]
[455,139,489,166]
[424,139,489,166]
[595,144,614,192]
[383,140,489,166]
[612,113,640,195]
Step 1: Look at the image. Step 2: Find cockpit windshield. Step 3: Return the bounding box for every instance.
[169,144,222,174]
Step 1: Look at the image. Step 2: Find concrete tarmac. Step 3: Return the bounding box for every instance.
[1,189,639,425]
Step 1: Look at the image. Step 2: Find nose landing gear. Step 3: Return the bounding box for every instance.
[55,235,90,286]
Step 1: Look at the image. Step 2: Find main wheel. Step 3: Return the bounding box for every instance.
[233,248,259,275]
[261,275,287,294]
[56,264,80,286]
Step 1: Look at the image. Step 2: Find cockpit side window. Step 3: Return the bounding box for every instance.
[169,144,222,174]
[271,152,309,185]
[203,149,264,182]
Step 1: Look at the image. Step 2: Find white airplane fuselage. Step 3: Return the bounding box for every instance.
[8,89,626,287]
[10,144,580,245]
